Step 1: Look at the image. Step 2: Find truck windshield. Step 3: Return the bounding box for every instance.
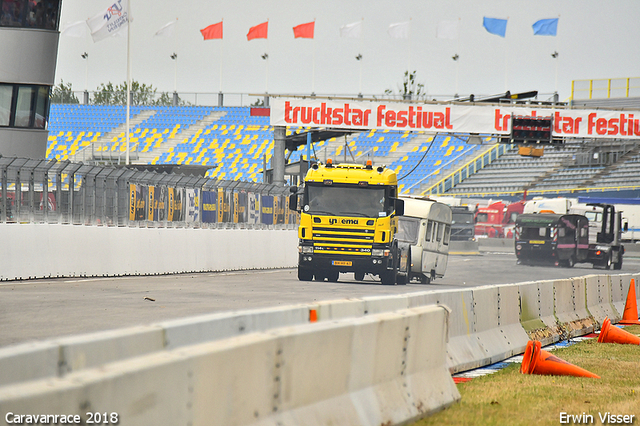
[305,185,387,218]
[476,213,488,223]
[521,227,551,240]
[396,217,419,244]
[452,212,474,224]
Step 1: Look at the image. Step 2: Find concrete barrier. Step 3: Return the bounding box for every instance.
[311,298,365,321]
[518,280,561,346]
[449,240,480,255]
[0,326,165,387]
[0,224,298,281]
[496,284,530,356]
[408,289,487,373]
[160,305,309,349]
[0,305,460,426]
[361,294,410,315]
[0,307,311,386]
[585,274,620,324]
[610,274,629,315]
[555,278,596,337]
[0,342,59,387]
[470,285,529,367]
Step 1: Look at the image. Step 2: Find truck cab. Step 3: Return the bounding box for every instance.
[290,160,404,284]
[515,213,590,267]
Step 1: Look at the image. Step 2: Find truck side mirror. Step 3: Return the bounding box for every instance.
[289,185,298,194]
[289,193,298,211]
[624,221,629,232]
[394,198,404,216]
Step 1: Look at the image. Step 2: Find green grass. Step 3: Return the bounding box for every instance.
[414,325,640,426]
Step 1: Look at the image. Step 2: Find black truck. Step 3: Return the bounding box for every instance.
[515,203,626,269]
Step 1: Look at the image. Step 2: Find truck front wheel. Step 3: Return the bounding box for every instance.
[298,268,313,281]
[380,246,399,285]
[614,253,623,270]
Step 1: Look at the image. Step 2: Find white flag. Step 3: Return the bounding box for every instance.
[154,19,177,38]
[61,21,88,38]
[436,20,459,40]
[87,0,129,43]
[388,21,410,39]
[340,21,362,38]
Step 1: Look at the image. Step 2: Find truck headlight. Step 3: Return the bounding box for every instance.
[595,245,610,251]
[299,246,314,254]
[372,249,384,256]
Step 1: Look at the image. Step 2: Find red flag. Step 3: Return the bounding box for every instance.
[247,21,268,40]
[293,21,314,39]
[201,22,223,40]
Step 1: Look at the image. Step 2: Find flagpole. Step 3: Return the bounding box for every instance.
[407,19,411,75]
[219,33,223,93]
[359,18,363,96]
[456,18,461,97]
[266,20,269,94]
[554,15,560,96]
[125,0,131,165]
[312,22,316,94]
[504,38,508,92]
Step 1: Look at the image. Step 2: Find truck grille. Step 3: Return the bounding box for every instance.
[312,226,374,255]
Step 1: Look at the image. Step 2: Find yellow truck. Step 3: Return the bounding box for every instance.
[289,160,405,284]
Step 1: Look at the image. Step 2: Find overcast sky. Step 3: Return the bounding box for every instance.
[55,0,640,103]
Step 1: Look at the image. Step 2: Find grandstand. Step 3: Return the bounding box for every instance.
[46,105,485,189]
[47,100,640,198]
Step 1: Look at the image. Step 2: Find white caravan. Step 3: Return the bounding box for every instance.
[396,197,452,284]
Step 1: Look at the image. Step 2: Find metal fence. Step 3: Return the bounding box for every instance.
[60,91,563,107]
[0,156,297,228]
[571,77,640,100]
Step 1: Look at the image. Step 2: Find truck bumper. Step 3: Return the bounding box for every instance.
[298,253,392,276]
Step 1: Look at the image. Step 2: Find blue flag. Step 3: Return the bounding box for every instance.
[532,18,558,36]
[483,17,507,37]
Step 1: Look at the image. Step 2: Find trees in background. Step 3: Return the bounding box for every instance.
[385,70,426,100]
[50,80,79,104]
[50,80,178,106]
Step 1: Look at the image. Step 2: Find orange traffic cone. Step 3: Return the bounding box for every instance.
[309,309,318,322]
[520,340,600,379]
[619,279,640,325]
[597,317,640,345]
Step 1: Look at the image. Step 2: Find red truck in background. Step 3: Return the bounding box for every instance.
[474,200,525,238]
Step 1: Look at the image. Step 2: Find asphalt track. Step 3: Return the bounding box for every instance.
[2,250,639,348]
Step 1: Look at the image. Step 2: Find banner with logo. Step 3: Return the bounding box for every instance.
[261,195,274,225]
[248,193,260,224]
[147,186,155,221]
[270,98,640,139]
[202,190,217,223]
[185,188,199,223]
[173,188,184,222]
[129,183,136,221]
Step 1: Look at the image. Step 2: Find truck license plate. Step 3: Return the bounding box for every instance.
[332,260,352,266]
[529,240,546,244]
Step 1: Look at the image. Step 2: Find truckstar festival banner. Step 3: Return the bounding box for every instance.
[270,98,640,140]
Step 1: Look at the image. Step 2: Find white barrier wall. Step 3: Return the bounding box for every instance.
[0,224,298,280]
[0,305,460,426]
